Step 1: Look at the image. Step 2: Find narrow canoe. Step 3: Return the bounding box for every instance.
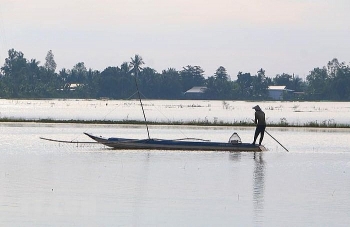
[84,133,266,152]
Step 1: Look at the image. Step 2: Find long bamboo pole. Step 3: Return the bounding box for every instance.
[264,130,289,152]
[134,71,150,139]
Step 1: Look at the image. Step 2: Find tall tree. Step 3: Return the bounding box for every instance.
[160,68,182,99]
[206,66,233,99]
[250,68,269,99]
[71,62,87,83]
[326,59,350,100]
[25,59,40,96]
[129,54,150,138]
[214,66,229,81]
[129,54,145,99]
[44,50,57,72]
[327,58,342,79]
[306,67,329,99]
[236,72,253,98]
[1,49,27,97]
[1,49,27,76]
[130,54,144,78]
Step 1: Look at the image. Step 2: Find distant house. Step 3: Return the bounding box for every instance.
[58,83,84,91]
[268,86,294,100]
[69,83,80,90]
[184,86,207,99]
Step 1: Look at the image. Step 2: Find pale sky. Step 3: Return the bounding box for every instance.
[0,0,349,79]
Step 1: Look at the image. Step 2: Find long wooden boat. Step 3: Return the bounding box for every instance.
[84,133,266,152]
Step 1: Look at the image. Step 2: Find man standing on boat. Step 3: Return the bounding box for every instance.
[252,105,266,145]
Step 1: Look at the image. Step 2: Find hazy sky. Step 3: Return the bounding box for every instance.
[0,0,349,79]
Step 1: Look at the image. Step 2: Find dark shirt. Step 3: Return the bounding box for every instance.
[255,110,266,125]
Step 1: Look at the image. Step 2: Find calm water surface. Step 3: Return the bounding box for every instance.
[1,123,349,226]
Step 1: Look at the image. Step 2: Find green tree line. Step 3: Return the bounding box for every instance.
[1,49,349,100]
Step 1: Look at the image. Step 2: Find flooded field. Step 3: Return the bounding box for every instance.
[1,99,350,125]
[0,100,350,226]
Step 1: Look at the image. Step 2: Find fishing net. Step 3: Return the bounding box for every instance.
[228,132,242,144]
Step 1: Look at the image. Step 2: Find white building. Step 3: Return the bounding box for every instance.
[268,86,294,100]
[184,86,207,98]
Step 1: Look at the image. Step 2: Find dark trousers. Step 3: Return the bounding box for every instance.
[253,125,266,145]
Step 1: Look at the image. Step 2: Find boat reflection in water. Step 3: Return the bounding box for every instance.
[253,152,265,225]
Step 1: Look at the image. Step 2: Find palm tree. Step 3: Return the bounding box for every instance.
[129,54,150,139]
[130,54,144,77]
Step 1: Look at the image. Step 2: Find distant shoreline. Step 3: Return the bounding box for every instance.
[1,118,349,128]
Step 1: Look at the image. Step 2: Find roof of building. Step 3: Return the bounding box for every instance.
[268,86,286,90]
[185,86,207,94]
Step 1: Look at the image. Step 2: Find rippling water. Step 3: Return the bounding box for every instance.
[1,122,350,226]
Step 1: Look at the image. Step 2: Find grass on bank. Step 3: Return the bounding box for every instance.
[0,117,349,128]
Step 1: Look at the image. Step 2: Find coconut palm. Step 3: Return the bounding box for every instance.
[129,54,150,139]
[129,54,144,77]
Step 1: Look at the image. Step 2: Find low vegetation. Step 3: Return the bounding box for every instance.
[1,117,348,128]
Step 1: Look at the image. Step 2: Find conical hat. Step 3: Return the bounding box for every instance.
[252,105,261,111]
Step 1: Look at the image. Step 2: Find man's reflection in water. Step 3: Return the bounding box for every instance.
[253,152,265,225]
